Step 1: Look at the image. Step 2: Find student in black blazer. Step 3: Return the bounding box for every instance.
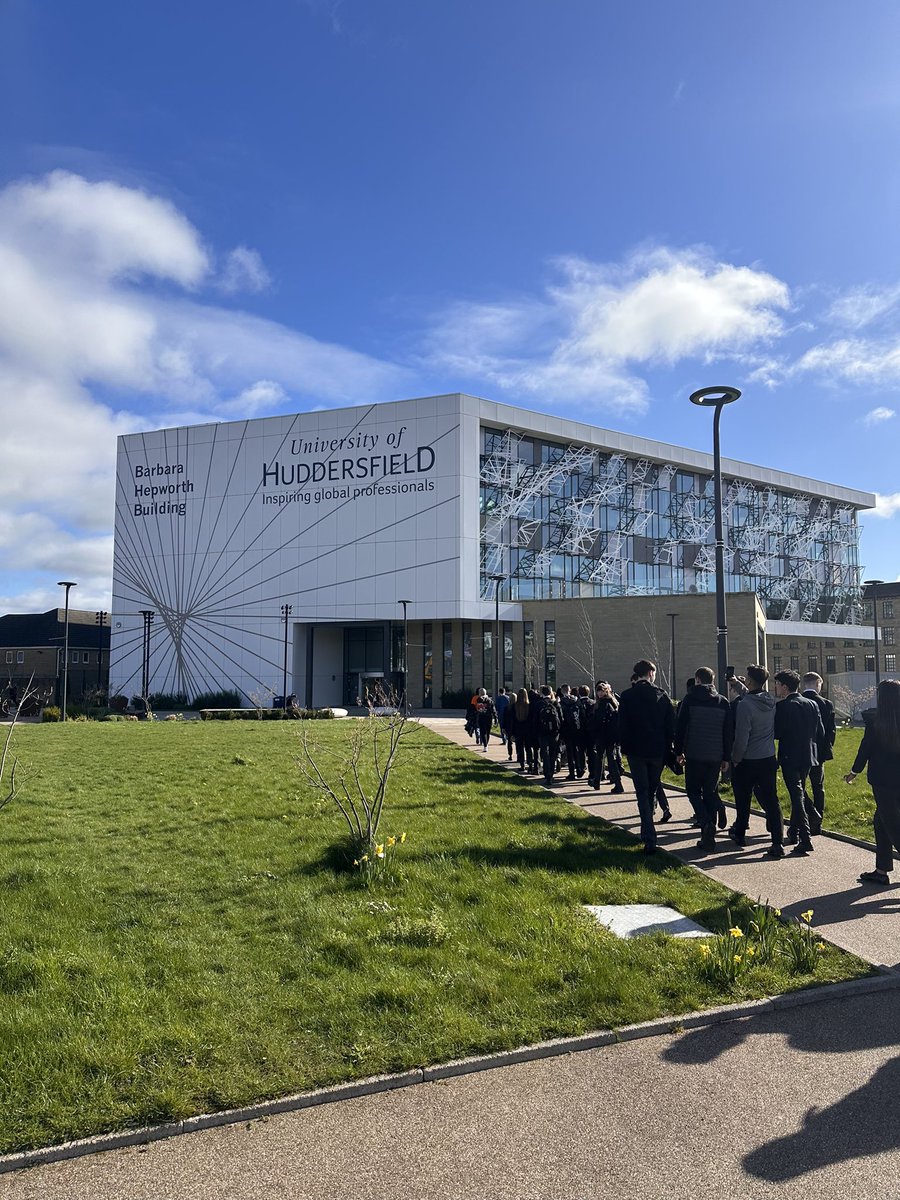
[801,671,836,832]
[774,670,825,856]
[846,679,900,886]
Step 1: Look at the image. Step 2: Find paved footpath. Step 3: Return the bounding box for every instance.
[3,716,900,1198]
[421,717,900,969]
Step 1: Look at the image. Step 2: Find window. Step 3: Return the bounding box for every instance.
[523,621,536,688]
[84,652,91,664]
[845,655,856,672]
[502,622,514,689]
[865,655,876,672]
[544,621,556,688]
[462,623,472,692]
[885,601,894,619]
[790,656,800,672]
[16,650,24,664]
[482,622,493,693]
[807,642,817,650]
[789,642,799,650]
[773,641,782,649]
[773,656,782,673]
[442,623,452,694]
[886,654,897,673]
[5,651,12,664]
[825,656,836,674]
[808,655,818,673]
[72,650,79,664]
[825,640,835,648]
[883,627,896,646]
[844,640,855,647]
[422,624,433,709]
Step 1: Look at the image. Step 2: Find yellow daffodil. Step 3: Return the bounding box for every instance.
[729,927,744,939]
[387,836,396,847]
[400,832,407,843]
[698,944,711,956]
[773,908,781,917]
[817,943,826,952]
[375,845,385,859]
[733,954,742,963]
[746,946,756,957]
[360,853,368,862]
[352,859,359,867]
[801,909,814,922]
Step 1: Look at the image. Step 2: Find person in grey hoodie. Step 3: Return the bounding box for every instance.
[729,663,785,858]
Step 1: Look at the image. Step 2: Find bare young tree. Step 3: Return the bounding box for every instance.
[297,700,418,863]
[0,676,38,814]
[559,599,598,685]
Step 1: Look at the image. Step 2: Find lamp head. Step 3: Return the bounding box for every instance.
[863,579,885,588]
[689,386,741,408]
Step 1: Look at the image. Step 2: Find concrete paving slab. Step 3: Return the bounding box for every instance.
[584,902,712,938]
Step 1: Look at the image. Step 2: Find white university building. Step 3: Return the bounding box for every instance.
[110,394,875,709]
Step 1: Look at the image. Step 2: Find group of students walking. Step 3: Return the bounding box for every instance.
[465,662,900,887]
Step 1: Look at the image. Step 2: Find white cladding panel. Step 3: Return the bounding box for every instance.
[110,396,472,701]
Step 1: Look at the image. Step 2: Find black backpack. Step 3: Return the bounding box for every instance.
[538,701,561,736]
[561,696,581,732]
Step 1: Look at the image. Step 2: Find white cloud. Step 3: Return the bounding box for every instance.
[218,246,272,295]
[422,248,790,412]
[0,170,411,610]
[827,284,900,331]
[863,406,896,425]
[792,337,900,385]
[873,492,900,518]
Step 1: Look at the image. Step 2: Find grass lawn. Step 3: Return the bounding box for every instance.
[0,720,871,1153]
[663,727,876,841]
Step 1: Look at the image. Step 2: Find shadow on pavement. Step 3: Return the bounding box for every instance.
[663,990,900,1182]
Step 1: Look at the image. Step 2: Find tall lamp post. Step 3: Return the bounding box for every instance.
[57,581,77,721]
[138,610,155,706]
[280,604,293,714]
[489,574,505,699]
[398,600,411,715]
[95,610,107,693]
[863,580,884,689]
[689,386,741,688]
[666,612,678,700]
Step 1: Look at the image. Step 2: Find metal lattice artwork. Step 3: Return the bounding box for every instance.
[480,429,864,622]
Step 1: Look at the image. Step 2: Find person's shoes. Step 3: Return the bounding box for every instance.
[789,842,813,857]
[658,809,672,823]
[717,807,728,829]
[576,771,585,779]
[728,828,746,847]
[567,773,576,781]
[689,816,701,828]
[765,844,785,859]
[643,844,657,856]
[611,784,625,794]
[696,839,716,852]
[859,869,891,886]
[809,821,822,837]
[784,831,798,845]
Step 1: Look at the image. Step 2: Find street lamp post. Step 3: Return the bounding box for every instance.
[280,604,293,715]
[666,612,678,700]
[138,610,155,706]
[95,610,107,693]
[398,600,411,715]
[57,581,77,721]
[689,386,741,688]
[489,574,505,699]
[864,580,884,689]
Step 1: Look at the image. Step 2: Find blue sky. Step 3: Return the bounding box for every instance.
[1,0,898,611]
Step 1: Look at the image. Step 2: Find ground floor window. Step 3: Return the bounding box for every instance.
[422,623,433,709]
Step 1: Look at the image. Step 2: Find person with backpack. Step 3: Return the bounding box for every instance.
[592,680,624,792]
[473,688,497,751]
[495,687,510,747]
[575,685,597,784]
[533,685,563,784]
[674,666,734,852]
[558,684,584,780]
[617,660,675,855]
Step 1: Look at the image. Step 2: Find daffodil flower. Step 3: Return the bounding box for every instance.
[801,909,814,922]
[353,859,359,867]
[746,946,756,956]
[698,944,711,956]
[400,832,407,843]
[360,853,369,862]
[387,836,396,847]
[729,927,744,938]
[773,908,781,917]
[734,954,742,963]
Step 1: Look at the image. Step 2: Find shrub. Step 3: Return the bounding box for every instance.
[109,695,129,713]
[439,688,471,710]
[199,707,335,721]
[42,706,62,723]
[189,690,242,711]
[148,692,188,710]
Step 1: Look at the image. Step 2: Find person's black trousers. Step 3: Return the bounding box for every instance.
[804,763,826,832]
[873,785,900,873]
[781,765,813,847]
[685,759,722,844]
[563,733,584,778]
[627,755,663,848]
[731,756,783,844]
[540,734,560,782]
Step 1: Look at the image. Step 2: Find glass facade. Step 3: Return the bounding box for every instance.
[480,428,862,623]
